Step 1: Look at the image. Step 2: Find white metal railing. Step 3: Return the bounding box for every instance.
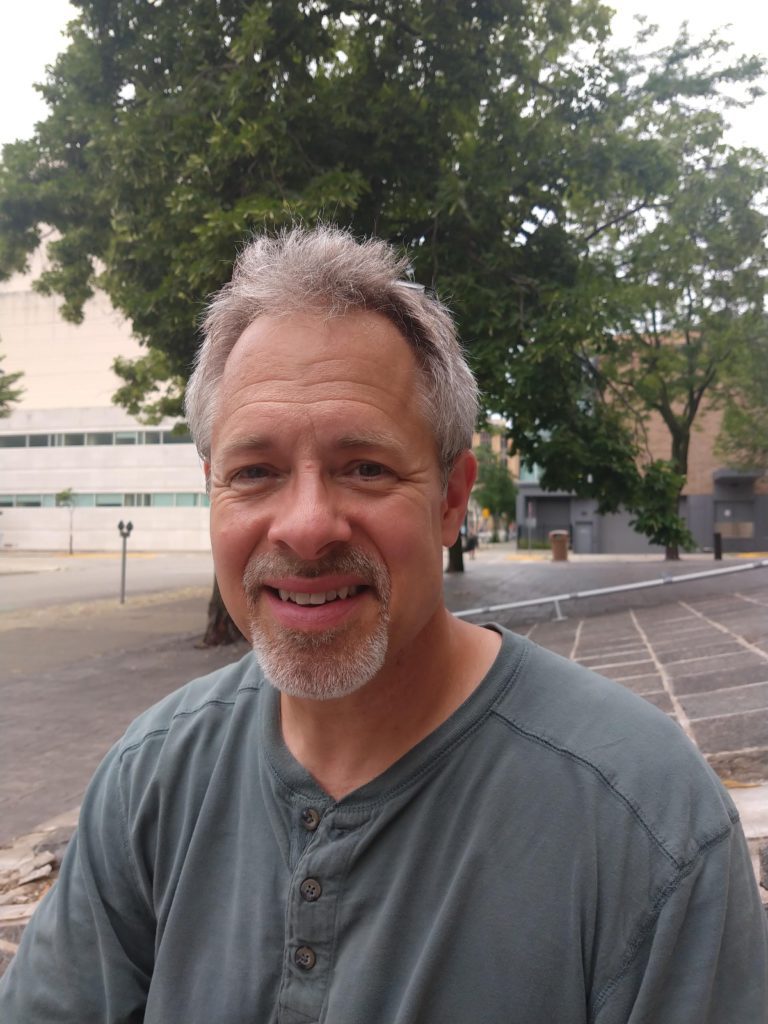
[453,559,768,622]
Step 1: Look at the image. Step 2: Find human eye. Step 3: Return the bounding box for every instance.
[348,461,393,483]
[230,465,278,488]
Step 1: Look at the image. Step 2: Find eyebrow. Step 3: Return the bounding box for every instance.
[216,430,409,461]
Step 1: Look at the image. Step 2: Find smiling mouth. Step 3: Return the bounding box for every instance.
[268,585,365,606]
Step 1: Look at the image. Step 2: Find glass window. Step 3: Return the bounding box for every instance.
[16,495,42,507]
[85,432,113,446]
[518,463,541,484]
[0,495,13,506]
[63,433,85,446]
[174,493,197,507]
[151,493,174,507]
[0,435,26,447]
[161,430,192,444]
[28,434,51,447]
[42,494,56,507]
[115,432,138,445]
[73,494,95,507]
[95,493,123,507]
[142,431,161,444]
[201,493,210,508]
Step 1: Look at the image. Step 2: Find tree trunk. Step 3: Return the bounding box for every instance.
[199,576,245,647]
[446,535,465,573]
[664,543,681,560]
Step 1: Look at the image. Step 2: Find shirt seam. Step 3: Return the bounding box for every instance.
[117,683,263,762]
[589,823,734,1021]
[490,710,686,869]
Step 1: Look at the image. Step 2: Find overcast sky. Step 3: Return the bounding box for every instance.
[1,0,766,152]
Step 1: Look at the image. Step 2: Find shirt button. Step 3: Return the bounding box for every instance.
[300,808,320,831]
[294,945,317,970]
[300,877,322,902]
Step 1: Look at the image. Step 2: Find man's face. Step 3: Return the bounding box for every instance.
[206,310,471,700]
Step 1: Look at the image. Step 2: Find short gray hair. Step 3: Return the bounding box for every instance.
[185,225,479,476]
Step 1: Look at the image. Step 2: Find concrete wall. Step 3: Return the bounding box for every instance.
[0,506,211,552]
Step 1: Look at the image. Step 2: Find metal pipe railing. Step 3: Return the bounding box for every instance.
[453,558,768,622]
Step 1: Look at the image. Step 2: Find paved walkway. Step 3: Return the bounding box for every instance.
[1,547,767,971]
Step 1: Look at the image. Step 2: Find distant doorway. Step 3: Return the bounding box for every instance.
[573,521,594,554]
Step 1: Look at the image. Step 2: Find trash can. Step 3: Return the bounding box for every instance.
[548,529,569,562]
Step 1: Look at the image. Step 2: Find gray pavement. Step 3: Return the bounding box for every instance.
[1,544,767,968]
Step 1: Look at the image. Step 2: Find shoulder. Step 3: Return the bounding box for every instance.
[116,650,265,765]
[492,628,738,868]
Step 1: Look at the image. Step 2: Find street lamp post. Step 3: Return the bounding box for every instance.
[117,520,134,604]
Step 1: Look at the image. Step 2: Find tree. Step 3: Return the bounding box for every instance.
[0,352,23,416]
[0,0,616,623]
[716,332,768,472]
[485,24,768,558]
[473,443,517,542]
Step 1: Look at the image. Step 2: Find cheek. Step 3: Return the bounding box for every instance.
[210,501,265,574]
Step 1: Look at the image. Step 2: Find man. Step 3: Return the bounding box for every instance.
[1,226,766,1022]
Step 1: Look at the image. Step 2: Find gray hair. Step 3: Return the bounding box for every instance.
[185,225,479,477]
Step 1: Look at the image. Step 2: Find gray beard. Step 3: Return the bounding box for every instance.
[243,549,391,701]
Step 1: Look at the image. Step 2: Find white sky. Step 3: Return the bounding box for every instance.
[0,0,766,151]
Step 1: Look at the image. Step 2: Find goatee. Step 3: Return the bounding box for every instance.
[242,549,391,700]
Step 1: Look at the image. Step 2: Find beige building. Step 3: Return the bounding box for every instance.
[0,247,210,552]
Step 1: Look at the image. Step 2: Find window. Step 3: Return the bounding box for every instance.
[85,432,113,446]
[161,430,192,444]
[143,431,161,444]
[63,433,85,446]
[28,434,51,447]
[174,493,197,507]
[95,493,123,507]
[151,494,174,507]
[16,495,42,507]
[115,432,138,445]
[0,435,26,447]
[73,494,95,507]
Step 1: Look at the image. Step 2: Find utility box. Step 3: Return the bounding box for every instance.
[549,529,569,562]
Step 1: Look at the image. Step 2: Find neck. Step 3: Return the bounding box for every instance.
[279,612,501,800]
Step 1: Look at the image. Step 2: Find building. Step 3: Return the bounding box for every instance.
[516,404,768,554]
[0,249,210,552]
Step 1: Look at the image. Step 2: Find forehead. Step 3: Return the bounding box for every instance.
[213,310,432,445]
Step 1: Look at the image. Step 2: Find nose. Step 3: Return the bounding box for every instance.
[267,468,352,560]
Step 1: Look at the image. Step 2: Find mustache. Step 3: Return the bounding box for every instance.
[242,548,391,600]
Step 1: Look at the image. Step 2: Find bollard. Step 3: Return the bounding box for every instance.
[713,531,722,561]
[117,520,134,603]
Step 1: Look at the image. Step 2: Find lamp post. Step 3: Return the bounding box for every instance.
[117,520,134,604]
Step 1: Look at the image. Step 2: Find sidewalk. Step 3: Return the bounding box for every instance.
[1,553,767,972]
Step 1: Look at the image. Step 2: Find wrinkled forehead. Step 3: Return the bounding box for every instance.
[212,309,437,449]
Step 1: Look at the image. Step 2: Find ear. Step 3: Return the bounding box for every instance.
[203,460,212,492]
[441,450,477,547]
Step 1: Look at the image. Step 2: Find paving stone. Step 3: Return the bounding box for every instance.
[681,682,768,722]
[613,674,664,695]
[693,709,768,756]
[665,651,767,684]
[654,641,745,665]
[637,691,674,714]
[671,661,768,696]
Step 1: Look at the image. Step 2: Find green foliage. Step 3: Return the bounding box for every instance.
[0,2,765,562]
[495,24,768,555]
[473,443,518,520]
[0,353,23,416]
[0,0,614,411]
[626,461,695,552]
[716,330,768,471]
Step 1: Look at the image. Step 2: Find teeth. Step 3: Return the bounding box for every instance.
[276,586,359,605]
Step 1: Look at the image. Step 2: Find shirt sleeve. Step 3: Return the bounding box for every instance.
[593,818,768,1024]
[0,743,155,1023]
